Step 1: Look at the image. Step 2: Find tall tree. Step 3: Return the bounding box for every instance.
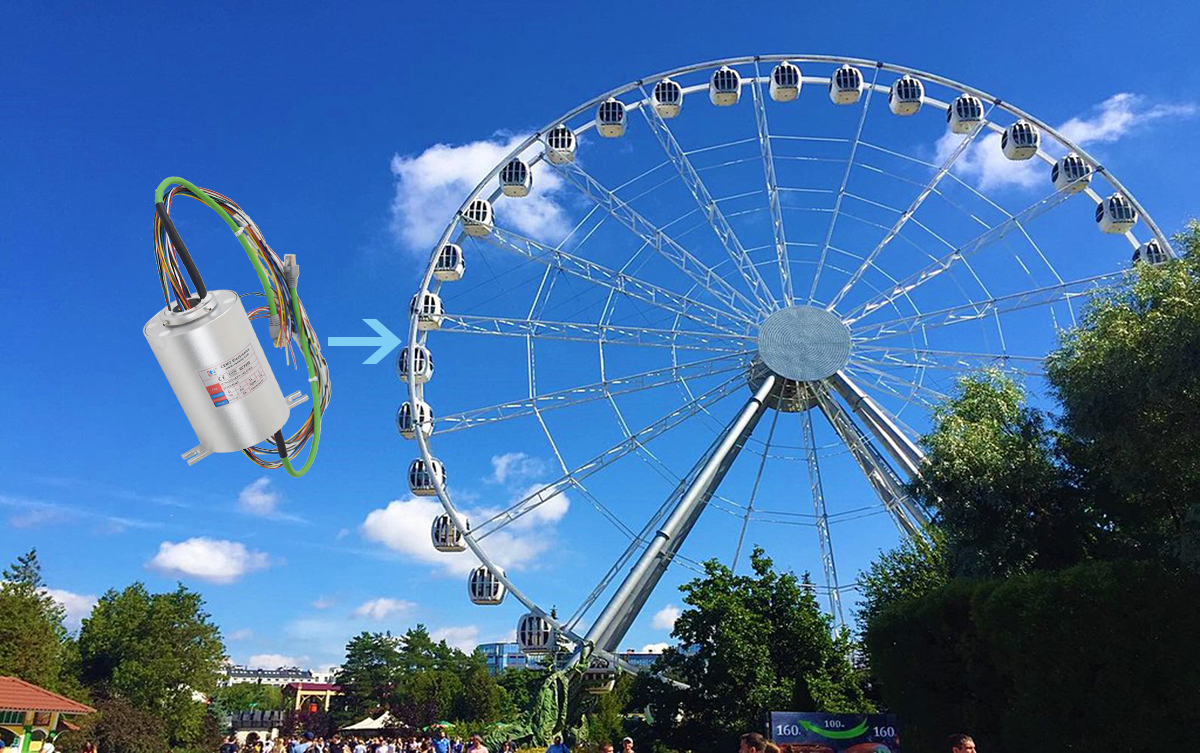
[911,370,1097,577]
[77,582,226,748]
[0,550,71,692]
[210,683,285,712]
[1047,222,1200,562]
[637,549,870,748]
[335,631,403,720]
[856,531,949,634]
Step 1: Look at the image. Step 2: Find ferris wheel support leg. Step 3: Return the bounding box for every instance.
[575,374,777,659]
[802,407,845,629]
[813,385,929,540]
[827,370,924,477]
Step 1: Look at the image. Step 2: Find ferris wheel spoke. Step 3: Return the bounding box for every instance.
[551,160,763,319]
[471,372,749,540]
[813,385,929,541]
[636,84,778,313]
[842,185,1083,325]
[827,104,996,312]
[434,352,752,435]
[481,224,755,333]
[574,374,778,656]
[808,64,882,305]
[750,60,794,307]
[437,314,756,352]
[732,405,779,573]
[802,407,844,628]
[852,345,1045,376]
[849,269,1121,343]
[843,362,949,404]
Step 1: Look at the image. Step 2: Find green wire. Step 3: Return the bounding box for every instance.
[156,177,321,477]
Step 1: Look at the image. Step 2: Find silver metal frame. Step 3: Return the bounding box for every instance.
[403,55,1171,677]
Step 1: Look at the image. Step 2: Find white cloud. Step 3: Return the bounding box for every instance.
[640,643,670,654]
[147,538,270,584]
[651,604,681,631]
[44,588,96,630]
[939,92,1196,191]
[360,484,570,576]
[228,628,254,642]
[248,653,307,669]
[389,134,572,254]
[431,625,481,652]
[353,597,416,622]
[238,477,280,516]
[488,452,546,484]
[312,597,336,610]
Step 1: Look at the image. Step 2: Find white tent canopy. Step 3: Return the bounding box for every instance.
[340,712,405,731]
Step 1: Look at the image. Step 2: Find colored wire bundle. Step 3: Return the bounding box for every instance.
[153,177,329,476]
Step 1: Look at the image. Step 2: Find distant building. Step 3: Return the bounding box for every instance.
[475,642,545,675]
[473,643,662,675]
[220,664,340,688]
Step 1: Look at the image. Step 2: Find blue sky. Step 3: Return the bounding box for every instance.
[4,1,1200,671]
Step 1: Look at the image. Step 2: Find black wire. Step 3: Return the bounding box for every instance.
[155,202,208,305]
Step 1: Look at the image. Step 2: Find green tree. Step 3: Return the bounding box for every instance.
[497,667,548,718]
[638,548,870,748]
[0,550,74,694]
[1047,222,1200,561]
[57,697,167,753]
[334,631,403,721]
[210,682,284,712]
[911,370,1097,577]
[77,582,226,749]
[455,660,503,723]
[856,531,949,634]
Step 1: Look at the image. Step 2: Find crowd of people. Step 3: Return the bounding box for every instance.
[221,730,641,753]
[224,727,978,751]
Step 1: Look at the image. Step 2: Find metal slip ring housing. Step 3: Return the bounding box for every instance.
[144,290,301,460]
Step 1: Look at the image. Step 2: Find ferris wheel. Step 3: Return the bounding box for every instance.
[399,55,1172,690]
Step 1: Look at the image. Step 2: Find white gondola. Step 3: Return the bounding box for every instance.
[1095,193,1138,234]
[769,61,801,102]
[499,158,533,198]
[828,64,864,105]
[1132,239,1169,266]
[410,291,443,331]
[431,513,467,553]
[652,77,683,118]
[583,655,617,695]
[468,565,506,605]
[516,613,555,654]
[396,345,434,385]
[947,94,985,134]
[888,75,924,116]
[709,66,741,106]
[1051,154,1092,194]
[1001,120,1040,160]
[596,98,627,138]
[396,399,433,440]
[461,198,493,237]
[544,125,576,165]
[434,243,465,282]
[408,457,446,496]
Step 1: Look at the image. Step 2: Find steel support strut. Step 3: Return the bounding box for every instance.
[827,371,923,477]
[802,407,844,628]
[813,385,929,539]
[577,374,778,657]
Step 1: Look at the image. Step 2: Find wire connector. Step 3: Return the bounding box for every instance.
[283,254,300,289]
[269,314,281,343]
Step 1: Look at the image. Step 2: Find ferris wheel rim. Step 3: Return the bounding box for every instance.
[403,54,1170,667]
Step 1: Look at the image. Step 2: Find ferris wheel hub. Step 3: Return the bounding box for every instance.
[757,306,852,382]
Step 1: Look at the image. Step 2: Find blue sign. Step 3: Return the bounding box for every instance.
[769,711,901,752]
